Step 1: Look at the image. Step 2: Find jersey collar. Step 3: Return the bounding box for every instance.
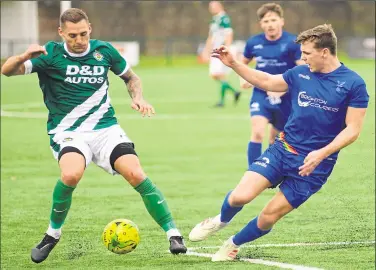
[63,42,91,57]
[315,62,344,77]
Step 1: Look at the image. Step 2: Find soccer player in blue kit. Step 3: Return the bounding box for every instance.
[241,3,304,168]
[189,24,369,261]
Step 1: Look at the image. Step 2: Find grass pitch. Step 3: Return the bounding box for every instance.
[1,58,375,269]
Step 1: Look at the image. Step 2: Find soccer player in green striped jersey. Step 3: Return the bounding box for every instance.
[202,1,241,107]
[2,8,187,263]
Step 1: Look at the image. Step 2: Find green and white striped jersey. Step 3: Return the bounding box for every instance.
[209,11,233,48]
[24,39,129,134]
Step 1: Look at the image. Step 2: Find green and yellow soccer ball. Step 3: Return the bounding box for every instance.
[102,219,140,254]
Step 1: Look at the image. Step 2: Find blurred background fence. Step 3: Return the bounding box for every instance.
[1,1,375,64]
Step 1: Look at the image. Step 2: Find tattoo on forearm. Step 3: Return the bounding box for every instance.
[121,69,142,99]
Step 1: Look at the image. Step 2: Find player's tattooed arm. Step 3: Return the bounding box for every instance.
[120,68,155,117]
[120,68,143,100]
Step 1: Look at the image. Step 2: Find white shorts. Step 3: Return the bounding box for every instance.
[50,125,132,175]
[209,57,231,75]
[209,45,237,76]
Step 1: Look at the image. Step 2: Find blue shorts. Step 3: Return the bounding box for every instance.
[250,89,291,131]
[248,143,335,208]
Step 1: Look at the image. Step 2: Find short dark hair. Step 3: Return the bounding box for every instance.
[296,24,337,55]
[60,8,89,26]
[257,3,283,20]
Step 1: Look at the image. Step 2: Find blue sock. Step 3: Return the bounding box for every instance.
[220,191,243,223]
[247,142,262,168]
[233,216,271,246]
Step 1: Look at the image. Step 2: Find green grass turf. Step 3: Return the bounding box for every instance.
[1,58,374,269]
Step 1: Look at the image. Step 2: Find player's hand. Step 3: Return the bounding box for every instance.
[298,150,326,177]
[211,45,236,67]
[21,44,47,61]
[131,98,155,117]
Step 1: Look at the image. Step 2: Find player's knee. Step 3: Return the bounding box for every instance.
[251,130,264,143]
[110,143,146,186]
[257,209,281,230]
[61,170,83,186]
[258,211,279,230]
[58,147,85,186]
[228,192,252,207]
[124,167,147,186]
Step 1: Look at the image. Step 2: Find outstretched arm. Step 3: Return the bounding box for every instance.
[119,68,155,117]
[212,45,288,92]
[299,107,367,176]
[239,56,253,89]
[267,59,306,98]
[1,44,47,76]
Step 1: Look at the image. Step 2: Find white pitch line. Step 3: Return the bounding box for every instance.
[184,241,375,269]
[0,98,215,110]
[1,102,43,110]
[0,110,248,120]
[186,251,323,270]
[1,110,46,119]
[188,240,376,251]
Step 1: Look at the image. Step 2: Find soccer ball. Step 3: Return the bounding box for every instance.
[102,218,140,254]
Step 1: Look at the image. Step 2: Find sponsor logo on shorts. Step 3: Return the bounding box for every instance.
[250,102,260,112]
[254,157,270,168]
[267,96,282,105]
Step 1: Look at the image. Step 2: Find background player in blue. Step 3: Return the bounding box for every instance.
[241,3,304,169]
[189,24,369,262]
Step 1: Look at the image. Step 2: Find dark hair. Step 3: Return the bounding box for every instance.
[60,8,89,26]
[257,3,283,20]
[296,24,337,55]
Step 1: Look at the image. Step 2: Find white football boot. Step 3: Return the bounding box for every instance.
[211,236,240,262]
[189,215,227,242]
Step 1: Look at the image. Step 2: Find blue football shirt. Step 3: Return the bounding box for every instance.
[278,64,369,161]
[243,31,301,94]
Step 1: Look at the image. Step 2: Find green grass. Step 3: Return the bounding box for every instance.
[1,59,375,270]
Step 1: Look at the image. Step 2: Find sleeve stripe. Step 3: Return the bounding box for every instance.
[24,60,33,74]
[117,62,130,77]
